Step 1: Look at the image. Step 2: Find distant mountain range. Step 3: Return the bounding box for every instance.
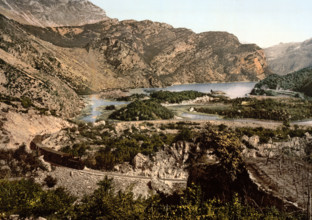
[265,38,312,75]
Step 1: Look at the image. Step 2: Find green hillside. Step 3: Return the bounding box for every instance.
[252,67,312,97]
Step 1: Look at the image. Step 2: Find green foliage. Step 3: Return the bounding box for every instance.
[0,179,75,218]
[150,90,207,103]
[235,126,312,144]
[116,93,148,101]
[196,97,312,121]
[0,178,298,219]
[0,145,45,178]
[144,183,297,219]
[252,67,312,97]
[109,100,174,121]
[86,132,175,170]
[197,126,244,180]
[174,127,195,142]
[70,176,145,219]
[61,143,89,157]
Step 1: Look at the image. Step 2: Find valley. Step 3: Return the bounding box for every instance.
[0,0,312,219]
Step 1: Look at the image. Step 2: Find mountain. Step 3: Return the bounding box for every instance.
[0,0,270,117]
[265,38,312,75]
[20,18,269,89]
[252,67,312,97]
[0,0,109,27]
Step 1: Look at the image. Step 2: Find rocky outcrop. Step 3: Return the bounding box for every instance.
[241,134,311,159]
[240,134,312,210]
[114,141,194,194]
[265,38,312,75]
[0,0,109,27]
[115,141,193,179]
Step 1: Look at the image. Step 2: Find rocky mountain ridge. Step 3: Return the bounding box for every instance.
[265,38,312,75]
[0,0,109,27]
[20,18,270,89]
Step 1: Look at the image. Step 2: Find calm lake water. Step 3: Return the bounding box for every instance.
[81,82,257,123]
[144,82,257,99]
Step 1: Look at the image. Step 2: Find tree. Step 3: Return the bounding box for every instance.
[196,125,244,181]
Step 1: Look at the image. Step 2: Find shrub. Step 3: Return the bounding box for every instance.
[20,96,32,108]
[105,105,116,110]
[44,175,57,188]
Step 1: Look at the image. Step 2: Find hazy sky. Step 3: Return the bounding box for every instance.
[90,0,312,48]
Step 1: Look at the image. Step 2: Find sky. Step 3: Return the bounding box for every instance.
[89,0,312,48]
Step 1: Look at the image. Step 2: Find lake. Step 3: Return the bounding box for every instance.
[144,82,257,99]
[80,82,257,123]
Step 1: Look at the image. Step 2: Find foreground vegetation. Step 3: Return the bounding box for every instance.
[195,97,312,121]
[0,175,300,219]
[2,122,312,218]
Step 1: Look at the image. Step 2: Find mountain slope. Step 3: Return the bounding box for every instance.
[265,38,312,75]
[20,18,269,88]
[0,0,109,27]
[0,14,83,117]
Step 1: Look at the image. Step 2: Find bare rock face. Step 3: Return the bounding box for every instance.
[114,141,192,194]
[0,0,109,27]
[241,135,310,159]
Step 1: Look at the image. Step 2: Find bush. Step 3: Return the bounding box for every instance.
[20,96,32,108]
[105,105,116,110]
[0,179,75,218]
[44,175,57,188]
